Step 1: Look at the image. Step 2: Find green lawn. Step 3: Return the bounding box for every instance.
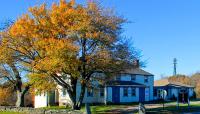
[1,101,199,114]
[0,112,26,114]
[41,105,70,110]
[85,103,139,114]
[88,101,200,114]
[90,105,127,113]
[146,102,200,114]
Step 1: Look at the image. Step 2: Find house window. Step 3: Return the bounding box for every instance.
[116,75,121,81]
[131,75,136,81]
[154,89,157,96]
[62,88,66,96]
[100,87,104,97]
[144,76,148,83]
[123,87,128,97]
[87,88,93,97]
[131,87,136,96]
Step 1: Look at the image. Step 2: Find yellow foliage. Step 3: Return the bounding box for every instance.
[0,0,125,93]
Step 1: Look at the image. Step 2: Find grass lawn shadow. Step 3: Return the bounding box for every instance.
[146,104,200,114]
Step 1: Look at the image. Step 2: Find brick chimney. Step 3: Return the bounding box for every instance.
[133,59,140,68]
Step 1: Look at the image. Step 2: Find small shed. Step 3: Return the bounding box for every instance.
[154,79,194,102]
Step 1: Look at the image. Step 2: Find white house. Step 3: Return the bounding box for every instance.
[34,60,154,108]
[154,79,194,102]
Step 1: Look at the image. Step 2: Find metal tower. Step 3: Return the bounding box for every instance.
[173,58,177,76]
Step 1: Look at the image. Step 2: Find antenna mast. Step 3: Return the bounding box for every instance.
[173,58,177,76]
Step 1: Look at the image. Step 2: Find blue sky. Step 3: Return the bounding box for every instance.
[1,0,200,80]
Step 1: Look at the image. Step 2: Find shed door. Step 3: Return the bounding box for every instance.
[139,87,145,102]
[112,87,120,103]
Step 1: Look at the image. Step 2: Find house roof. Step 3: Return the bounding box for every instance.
[106,81,146,87]
[121,68,154,76]
[154,79,194,88]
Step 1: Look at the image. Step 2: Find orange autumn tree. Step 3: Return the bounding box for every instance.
[1,0,140,109]
[0,21,32,107]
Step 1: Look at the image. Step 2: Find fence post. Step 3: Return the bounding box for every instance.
[138,103,146,114]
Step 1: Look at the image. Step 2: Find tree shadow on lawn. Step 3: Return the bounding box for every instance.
[146,105,200,114]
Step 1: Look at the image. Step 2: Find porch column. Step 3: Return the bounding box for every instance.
[104,85,107,105]
[177,88,179,109]
[187,88,190,109]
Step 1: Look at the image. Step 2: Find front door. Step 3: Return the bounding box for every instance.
[139,87,145,102]
[112,86,120,103]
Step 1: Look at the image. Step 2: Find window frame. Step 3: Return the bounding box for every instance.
[123,87,128,97]
[131,75,136,81]
[87,88,94,97]
[153,89,157,97]
[144,76,148,83]
[131,87,136,96]
[62,88,66,96]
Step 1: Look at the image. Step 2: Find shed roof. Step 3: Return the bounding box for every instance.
[154,79,194,88]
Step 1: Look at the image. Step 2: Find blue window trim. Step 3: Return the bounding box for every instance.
[123,87,128,97]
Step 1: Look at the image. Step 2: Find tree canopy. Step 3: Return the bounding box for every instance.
[1,0,140,109]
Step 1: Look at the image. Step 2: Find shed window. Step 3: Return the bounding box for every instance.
[154,89,157,96]
[123,87,128,97]
[158,89,162,98]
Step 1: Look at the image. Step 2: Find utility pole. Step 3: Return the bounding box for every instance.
[173,58,177,76]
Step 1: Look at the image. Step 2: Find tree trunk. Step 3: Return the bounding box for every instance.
[15,76,23,107]
[70,77,77,110]
[15,85,30,107]
[16,91,25,107]
[75,83,86,110]
[10,63,28,107]
[63,80,86,110]
[74,38,87,110]
[63,78,78,110]
[67,90,77,110]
